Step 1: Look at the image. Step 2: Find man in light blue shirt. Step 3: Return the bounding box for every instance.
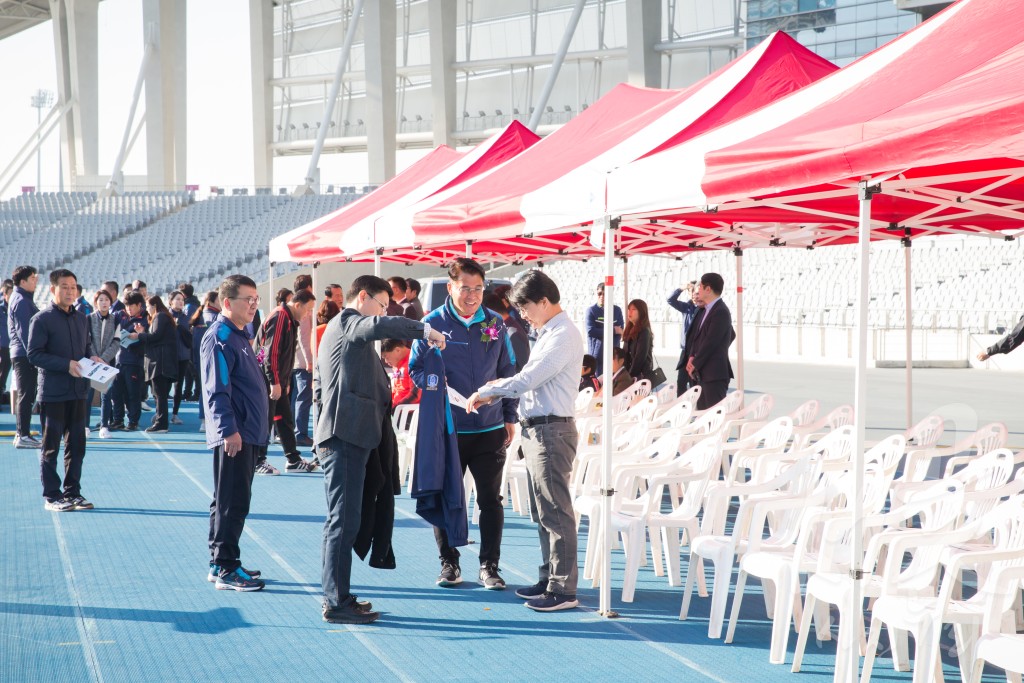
[468,269,584,612]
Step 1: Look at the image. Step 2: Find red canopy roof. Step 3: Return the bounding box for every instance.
[697,0,1024,240]
[378,32,835,251]
[269,121,539,263]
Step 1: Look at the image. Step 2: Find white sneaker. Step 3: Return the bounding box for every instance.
[98,427,112,439]
[198,420,205,431]
[171,415,184,425]
[84,427,90,439]
[14,435,41,449]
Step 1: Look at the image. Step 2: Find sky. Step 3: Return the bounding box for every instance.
[0,0,394,201]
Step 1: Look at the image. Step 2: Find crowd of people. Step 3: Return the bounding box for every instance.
[1,257,738,625]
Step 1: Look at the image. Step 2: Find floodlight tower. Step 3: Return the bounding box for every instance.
[30,89,54,191]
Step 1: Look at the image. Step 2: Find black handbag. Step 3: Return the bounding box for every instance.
[645,363,668,388]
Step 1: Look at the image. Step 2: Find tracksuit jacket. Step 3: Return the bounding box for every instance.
[411,347,468,548]
[27,303,93,402]
[8,286,39,359]
[201,315,269,449]
[255,305,297,391]
[408,299,518,433]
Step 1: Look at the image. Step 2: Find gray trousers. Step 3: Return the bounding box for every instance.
[522,420,579,595]
[319,436,370,608]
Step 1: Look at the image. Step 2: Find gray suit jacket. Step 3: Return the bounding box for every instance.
[314,308,426,449]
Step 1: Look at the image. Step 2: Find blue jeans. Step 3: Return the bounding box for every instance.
[319,436,370,608]
[291,369,312,439]
[100,388,115,428]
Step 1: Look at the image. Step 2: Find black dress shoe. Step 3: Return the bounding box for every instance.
[323,602,380,624]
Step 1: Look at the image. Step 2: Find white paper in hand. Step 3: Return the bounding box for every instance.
[78,357,119,392]
[447,386,469,410]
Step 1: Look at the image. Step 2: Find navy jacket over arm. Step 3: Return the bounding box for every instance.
[27,303,93,402]
[410,347,468,548]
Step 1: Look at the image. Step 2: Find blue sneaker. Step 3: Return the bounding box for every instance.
[208,563,262,583]
[525,592,578,612]
[215,568,265,592]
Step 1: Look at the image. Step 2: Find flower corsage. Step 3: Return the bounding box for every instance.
[481,317,501,343]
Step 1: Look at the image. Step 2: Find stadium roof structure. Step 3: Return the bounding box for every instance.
[355,31,836,264]
[268,121,539,264]
[0,0,52,41]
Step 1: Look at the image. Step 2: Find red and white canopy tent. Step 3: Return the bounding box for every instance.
[267,121,540,268]
[351,31,836,265]
[597,0,1024,645]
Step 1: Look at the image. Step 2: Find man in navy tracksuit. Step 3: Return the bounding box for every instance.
[202,274,269,592]
[8,265,41,448]
[27,269,103,511]
[409,258,518,590]
[111,291,147,430]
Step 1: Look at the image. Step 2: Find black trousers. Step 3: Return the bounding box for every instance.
[263,388,300,463]
[12,356,37,437]
[172,360,190,415]
[182,360,197,399]
[696,379,729,410]
[675,348,690,397]
[0,346,10,404]
[150,375,172,429]
[434,428,508,565]
[112,365,143,426]
[208,442,258,573]
[40,399,88,502]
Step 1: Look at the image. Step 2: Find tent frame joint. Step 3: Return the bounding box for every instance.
[859,181,882,200]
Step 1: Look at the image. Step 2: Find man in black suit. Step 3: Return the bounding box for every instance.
[684,272,735,410]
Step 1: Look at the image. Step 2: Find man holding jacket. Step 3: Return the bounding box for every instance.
[28,269,103,511]
[409,258,518,591]
[315,275,446,624]
[9,265,41,449]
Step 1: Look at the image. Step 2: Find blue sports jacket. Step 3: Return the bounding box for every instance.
[201,314,269,449]
[409,298,517,433]
[7,286,39,359]
[411,348,468,548]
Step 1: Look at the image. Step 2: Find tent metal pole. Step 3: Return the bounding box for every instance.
[599,214,617,618]
[621,256,629,308]
[311,262,320,433]
[850,181,877,682]
[466,240,473,258]
[374,248,382,278]
[734,247,744,400]
[268,260,276,322]
[527,0,585,132]
[904,238,913,431]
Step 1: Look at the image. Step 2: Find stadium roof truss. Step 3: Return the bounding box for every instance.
[0,0,51,41]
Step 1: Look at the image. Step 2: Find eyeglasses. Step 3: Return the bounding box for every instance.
[372,295,388,311]
[456,286,485,296]
[229,296,261,307]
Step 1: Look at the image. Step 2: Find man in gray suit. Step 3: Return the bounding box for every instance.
[315,275,446,624]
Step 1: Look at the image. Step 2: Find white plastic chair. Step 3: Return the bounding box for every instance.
[726,464,890,664]
[791,404,854,450]
[601,435,723,602]
[680,454,821,639]
[863,495,1024,683]
[970,563,1024,683]
[653,384,702,421]
[791,479,966,683]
